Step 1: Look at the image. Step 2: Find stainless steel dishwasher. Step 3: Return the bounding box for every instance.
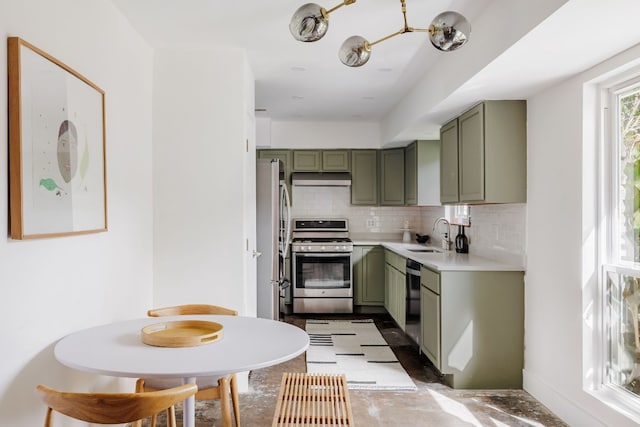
[405,258,421,346]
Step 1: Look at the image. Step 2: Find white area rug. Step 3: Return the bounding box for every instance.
[305,319,417,391]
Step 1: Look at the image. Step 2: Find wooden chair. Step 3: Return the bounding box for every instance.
[136,304,241,427]
[36,383,197,427]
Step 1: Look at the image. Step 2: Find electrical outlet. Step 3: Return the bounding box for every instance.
[366,218,375,228]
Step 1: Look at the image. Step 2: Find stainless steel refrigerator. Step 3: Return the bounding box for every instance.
[256,159,291,320]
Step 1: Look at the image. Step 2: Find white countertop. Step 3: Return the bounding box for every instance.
[352,239,525,272]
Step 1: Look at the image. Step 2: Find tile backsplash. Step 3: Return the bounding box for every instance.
[289,186,526,267]
[290,186,425,239]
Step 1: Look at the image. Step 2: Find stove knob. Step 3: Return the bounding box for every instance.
[321,246,326,251]
[341,245,347,251]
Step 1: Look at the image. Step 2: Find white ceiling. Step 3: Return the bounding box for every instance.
[111,0,640,142]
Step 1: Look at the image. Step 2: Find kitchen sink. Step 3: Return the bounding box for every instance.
[407,248,442,253]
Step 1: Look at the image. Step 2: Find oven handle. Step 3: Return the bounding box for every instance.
[293,252,352,257]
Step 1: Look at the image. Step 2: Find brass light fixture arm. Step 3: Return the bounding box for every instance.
[367,0,433,48]
[324,0,356,18]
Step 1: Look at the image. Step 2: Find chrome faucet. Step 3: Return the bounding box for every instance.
[432,217,451,251]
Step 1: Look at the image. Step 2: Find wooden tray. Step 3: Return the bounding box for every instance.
[141,320,224,347]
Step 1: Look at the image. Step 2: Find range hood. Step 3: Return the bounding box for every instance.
[291,172,352,187]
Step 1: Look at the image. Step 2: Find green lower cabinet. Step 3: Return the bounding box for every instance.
[353,246,385,306]
[383,249,406,329]
[420,266,524,389]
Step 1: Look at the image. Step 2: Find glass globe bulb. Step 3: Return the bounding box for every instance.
[289,3,329,42]
[338,36,371,67]
[428,11,471,52]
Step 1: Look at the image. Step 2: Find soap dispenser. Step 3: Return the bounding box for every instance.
[455,225,469,253]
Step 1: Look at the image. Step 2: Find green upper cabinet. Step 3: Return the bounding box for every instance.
[405,143,417,204]
[257,149,293,203]
[292,149,350,172]
[292,150,321,171]
[440,118,460,203]
[459,104,485,201]
[351,150,378,205]
[322,150,350,171]
[405,140,441,206]
[257,149,291,169]
[440,100,527,204]
[380,148,405,206]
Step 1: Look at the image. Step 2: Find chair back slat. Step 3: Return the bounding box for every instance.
[36,383,197,425]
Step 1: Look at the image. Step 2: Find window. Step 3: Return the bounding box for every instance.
[603,78,640,400]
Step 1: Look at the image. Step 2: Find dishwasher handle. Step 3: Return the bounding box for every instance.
[406,267,421,276]
[406,259,422,276]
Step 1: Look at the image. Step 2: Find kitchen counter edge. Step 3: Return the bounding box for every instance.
[352,240,525,272]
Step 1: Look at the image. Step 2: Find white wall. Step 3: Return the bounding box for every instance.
[152,47,255,315]
[269,120,382,149]
[525,43,640,427]
[0,1,154,425]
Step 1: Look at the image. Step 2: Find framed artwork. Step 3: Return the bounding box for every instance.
[8,37,107,239]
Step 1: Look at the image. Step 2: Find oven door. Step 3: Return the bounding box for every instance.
[293,252,352,298]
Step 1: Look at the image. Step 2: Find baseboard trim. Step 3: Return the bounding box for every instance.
[523,370,608,427]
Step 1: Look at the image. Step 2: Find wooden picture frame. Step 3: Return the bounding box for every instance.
[8,37,107,239]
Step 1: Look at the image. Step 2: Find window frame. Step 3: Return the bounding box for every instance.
[596,73,640,418]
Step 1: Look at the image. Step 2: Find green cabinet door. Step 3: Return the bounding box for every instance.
[353,247,365,304]
[440,118,459,203]
[380,148,405,205]
[363,246,384,304]
[351,150,378,205]
[383,249,406,329]
[258,149,291,171]
[405,142,417,205]
[322,150,350,171]
[354,246,385,306]
[395,265,406,330]
[405,140,441,206]
[258,149,292,203]
[420,284,441,369]
[458,104,485,202]
[292,150,321,171]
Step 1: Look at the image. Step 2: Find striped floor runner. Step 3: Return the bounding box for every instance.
[305,319,417,391]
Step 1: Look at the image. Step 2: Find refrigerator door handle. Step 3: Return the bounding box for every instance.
[280,184,292,258]
[252,250,262,258]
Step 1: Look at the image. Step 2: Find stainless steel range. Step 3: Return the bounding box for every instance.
[291,219,353,314]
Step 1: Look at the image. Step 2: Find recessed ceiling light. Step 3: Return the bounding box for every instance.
[292,95,305,100]
[362,96,374,100]
[291,66,307,72]
[377,68,393,72]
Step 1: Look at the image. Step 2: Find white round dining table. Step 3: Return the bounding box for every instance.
[54,315,310,427]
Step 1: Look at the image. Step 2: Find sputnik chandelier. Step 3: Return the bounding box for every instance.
[289,0,471,67]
